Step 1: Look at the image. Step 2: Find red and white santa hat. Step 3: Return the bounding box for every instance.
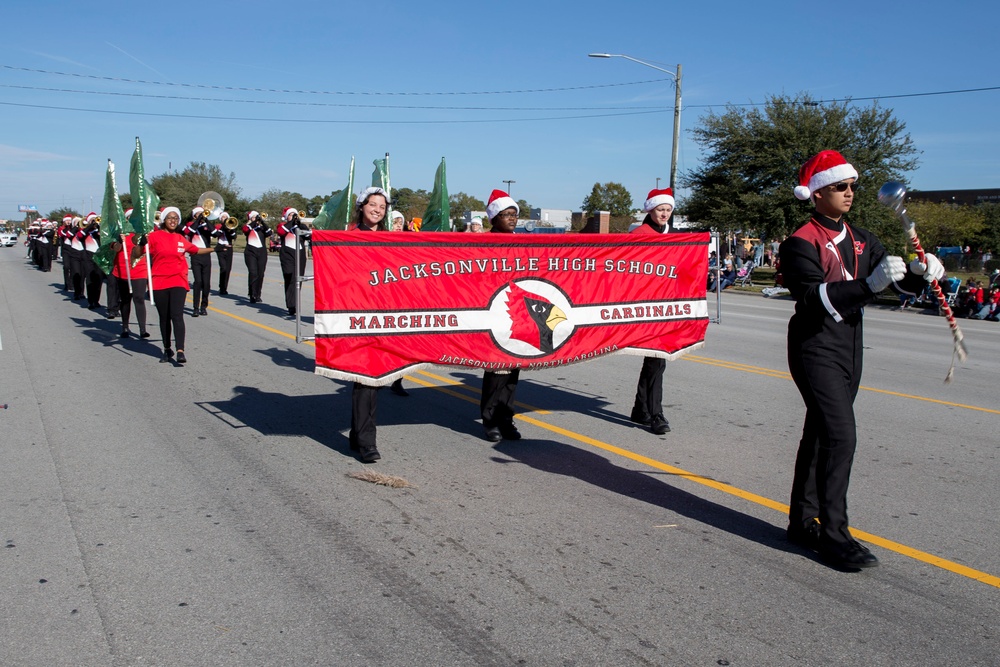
[192,206,204,217]
[247,210,259,221]
[62,215,73,224]
[486,189,518,221]
[794,150,859,200]
[85,211,99,223]
[643,188,675,212]
[282,207,298,221]
[161,206,181,222]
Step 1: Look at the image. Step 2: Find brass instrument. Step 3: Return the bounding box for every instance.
[94,215,102,224]
[197,191,226,221]
[259,211,269,220]
[223,214,239,230]
[298,209,307,218]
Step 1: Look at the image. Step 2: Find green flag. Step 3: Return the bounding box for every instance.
[128,137,160,236]
[420,157,450,232]
[93,159,126,275]
[312,157,355,231]
[372,154,393,222]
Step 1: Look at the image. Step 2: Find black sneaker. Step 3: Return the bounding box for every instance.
[176,351,187,364]
[819,539,879,570]
[160,349,174,363]
[199,307,207,316]
[140,331,151,339]
[120,330,131,338]
[499,423,522,441]
[629,408,651,425]
[786,521,821,551]
[191,310,199,318]
[650,414,671,435]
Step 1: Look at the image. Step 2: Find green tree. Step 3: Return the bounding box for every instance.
[516,199,532,216]
[249,188,309,220]
[150,162,242,219]
[582,182,634,231]
[975,203,1000,257]
[903,201,984,253]
[391,187,430,221]
[449,192,486,223]
[47,207,81,221]
[683,94,920,253]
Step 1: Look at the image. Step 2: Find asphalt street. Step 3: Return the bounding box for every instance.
[1,246,998,666]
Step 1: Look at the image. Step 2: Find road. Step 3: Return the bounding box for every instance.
[1,247,998,666]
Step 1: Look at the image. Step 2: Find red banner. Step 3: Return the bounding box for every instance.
[312,231,709,384]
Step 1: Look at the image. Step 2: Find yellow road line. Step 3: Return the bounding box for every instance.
[207,305,1000,588]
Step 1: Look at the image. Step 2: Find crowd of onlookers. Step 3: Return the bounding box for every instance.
[899,270,1000,321]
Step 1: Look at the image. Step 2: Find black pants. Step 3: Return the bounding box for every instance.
[118,277,148,333]
[106,269,120,313]
[190,253,212,309]
[788,346,862,547]
[280,246,306,311]
[83,252,104,307]
[632,357,665,419]
[216,247,233,293]
[153,286,187,352]
[244,246,268,301]
[481,370,520,428]
[350,384,378,450]
[68,249,86,299]
[38,243,52,272]
[62,246,74,290]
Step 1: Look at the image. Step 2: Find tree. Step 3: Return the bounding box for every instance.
[582,182,634,231]
[249,188,310,220]
[683,94,920,253]
[150,162,242,219]
[975,203,1000,257]
[391,187,430,221]
[47,207,81,221]
[516,199,532,217]
[903,201,984,252]
[449,192,486,223]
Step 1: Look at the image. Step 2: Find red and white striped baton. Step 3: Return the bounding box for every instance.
[878,182,968,382]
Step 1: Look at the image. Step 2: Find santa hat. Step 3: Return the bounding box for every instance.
[62,215,73,223]
[219,211,230,221]
[486,189,518,221]
[192,206,204,217]
[247,210,259,221]
[72,216,83,225]
[794,150,859,200]
[643,188,675,212]
[85,212,99,223]
[282,207,299,221]
[124,208,134,219]
[161,206,181,222]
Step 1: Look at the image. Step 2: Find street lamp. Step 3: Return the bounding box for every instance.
[503,179,515,196]
[588,53,682,193]
[656,177,661,189]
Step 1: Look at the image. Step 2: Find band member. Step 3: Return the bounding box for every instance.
[36,221,55,272]
[781,150,943,570]
[59,215,75,290]
[183,206,213,316]
[277,207,310,317]
[480,190,522,442]
[110,223,150,339]
[242,210,271,303]
[79,212,104,309]
[628,188,674,436]
[212,212,237,295]
[136,206,214,364]
[347,187,392,463]
[67,216,86,299]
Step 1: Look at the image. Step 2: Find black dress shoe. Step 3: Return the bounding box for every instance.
[359,445,381,463]
[199,307,207,316]
[819,539,879,570]
[191,310,199,318]
[650,414,671,435]
[140,331,151,339]
[160,349,174,363]
[483,426,502,442]
[786,521,821,551]
[219,290,228,295]
[629,408,651,426]
[175,351,187,364]
[499,423,522,440]
[390,379,409,397]
[120,330,131,338]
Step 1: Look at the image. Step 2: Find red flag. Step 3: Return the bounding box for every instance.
[312,231,709,384]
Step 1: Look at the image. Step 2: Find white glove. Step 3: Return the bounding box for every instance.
[865,255,906,293]
[910,254,945,282]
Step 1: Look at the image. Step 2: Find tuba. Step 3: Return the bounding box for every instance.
[197,191,226,221]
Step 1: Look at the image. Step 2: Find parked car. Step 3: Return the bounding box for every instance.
[0,232,18,247]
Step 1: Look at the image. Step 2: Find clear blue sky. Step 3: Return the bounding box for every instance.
[2,0,998,221]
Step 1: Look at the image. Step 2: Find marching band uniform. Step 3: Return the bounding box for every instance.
[242,211,271,304]
[781,150,941,570]
[112,230,150,339]
[480,190,522,443]
[183,207,213,317]
[35,222,55,272]
[628,188,675,436]
[212,212,237,295]
[60,216,75,291]
[277,207,310,317]
[79,213,104,309]
[66,217,87,298]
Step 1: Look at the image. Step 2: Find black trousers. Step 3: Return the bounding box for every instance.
[153,286,187,352]
[481,370,520,428]
[118,277,148,332]
[350,384,379,450]
[38,243,53,272]
[62,246,74,290]
[190,253,212,309]
[216,247,233,292]
[632,357,665,419]
[83,251,104,307]
[106,268,120,313]
[68,248,86,299]
[280,246,306,310]
[788,345,862,547]
[244,246,268,301]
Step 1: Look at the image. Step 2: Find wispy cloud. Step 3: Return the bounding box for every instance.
[0,144,75,164]
[24,50,97,71]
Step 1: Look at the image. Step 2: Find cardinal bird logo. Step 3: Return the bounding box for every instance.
[505,282,568,354]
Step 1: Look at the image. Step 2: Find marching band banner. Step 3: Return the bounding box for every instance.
[312,231,710,385]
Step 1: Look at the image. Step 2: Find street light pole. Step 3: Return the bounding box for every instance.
[588,53,682,192]
[503,180,515,196]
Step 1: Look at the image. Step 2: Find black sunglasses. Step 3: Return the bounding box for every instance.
[829,182,858,193]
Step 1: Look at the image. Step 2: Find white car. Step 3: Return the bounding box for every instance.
[0,233,18,247]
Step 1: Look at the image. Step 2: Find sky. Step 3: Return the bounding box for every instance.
[1,0,998,222]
